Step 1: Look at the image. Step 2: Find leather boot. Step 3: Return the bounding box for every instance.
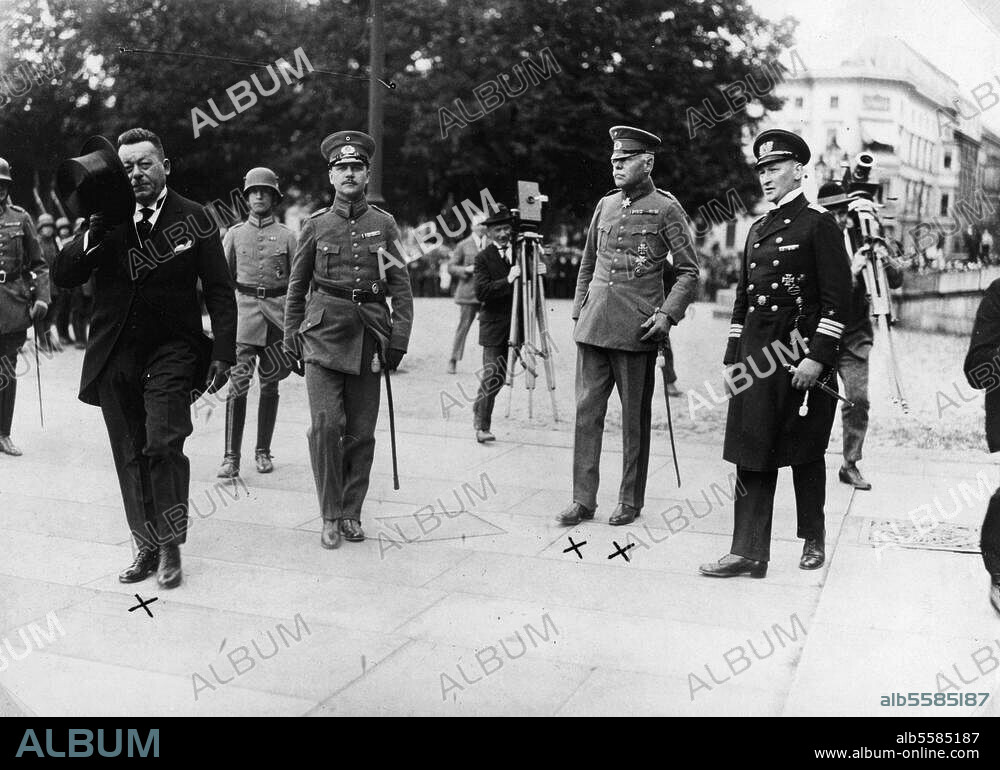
[609,503,641,525]
[556,502,595,526]
[217,392,247,478]
[699,554,768,578]
[321,520,342,549]
[255,392,279,473]
[157,544,182,589]
[0,372,16,440]
[800,537,825,570]
[119,546,159,583]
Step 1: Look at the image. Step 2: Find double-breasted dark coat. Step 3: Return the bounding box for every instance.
[723,191,851,471]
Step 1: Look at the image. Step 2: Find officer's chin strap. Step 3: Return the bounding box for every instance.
[372,339,400,490]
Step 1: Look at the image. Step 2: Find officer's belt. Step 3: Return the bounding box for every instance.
[235,281,287,299]
[313,278,385,304]
[749,294,817,308]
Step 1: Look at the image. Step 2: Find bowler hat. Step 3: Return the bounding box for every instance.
[483,203,513,227]
[816,181,852,208]
[56,136,135,227]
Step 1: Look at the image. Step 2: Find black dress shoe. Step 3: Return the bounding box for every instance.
[608,503,641,526]
[321,520,342,549]
[990,580,1000,617]
[119,547,159,583]
[699,554,768,578]
[556,502,595,526]
[799,538,825,570]
[838,463,872,490]
[157,544,182,589]
[340,519,365,542]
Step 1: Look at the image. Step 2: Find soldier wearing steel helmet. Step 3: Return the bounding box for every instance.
[699,129,851,579]
[0,157,50,456]
[217,167,297,478]
[284,130,413,550]
[35,212,64,353]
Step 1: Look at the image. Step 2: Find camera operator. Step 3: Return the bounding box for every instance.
[816,182,904,491]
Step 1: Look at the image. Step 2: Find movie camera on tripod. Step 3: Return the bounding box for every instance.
[503,180,560,421]
[836,152,908,412]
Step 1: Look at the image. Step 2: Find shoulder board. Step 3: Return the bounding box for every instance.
[9,204,26,213]
[602,188,619,198]
[655,188,674,198]
[230,220,246,230]
[808,202,828,213]
[308,207,329,219]
[369,203,393,217]
[752,212,769,226]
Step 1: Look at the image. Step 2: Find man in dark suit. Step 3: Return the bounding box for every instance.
[964,281,1000,615]
[472,204,519,443]
[699,129,851,579]
[557,126,700,527]
[54,128,236,589]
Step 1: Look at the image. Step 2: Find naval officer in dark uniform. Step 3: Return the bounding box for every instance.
[284,131,413,550]
[557,126,700,527]
[700,129,851,579]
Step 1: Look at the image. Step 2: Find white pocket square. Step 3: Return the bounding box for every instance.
[172,239,194,255]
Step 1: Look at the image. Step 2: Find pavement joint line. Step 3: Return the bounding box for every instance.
[388,589,455,634]
[299,636,419,716]
[549,666,600,717]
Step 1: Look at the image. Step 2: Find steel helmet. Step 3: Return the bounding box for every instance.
[0,158,11,183]
[242,167,282,199]
[55,216,71,230]
[37,213,55,228]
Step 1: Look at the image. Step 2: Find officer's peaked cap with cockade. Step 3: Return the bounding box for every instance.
[753,129,811,169]
[609,126,661,160]
[321,131,376,167]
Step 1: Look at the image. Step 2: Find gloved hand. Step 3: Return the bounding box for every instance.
[28,300,48,321]
[386,347,405,370]
[88,213,107,244]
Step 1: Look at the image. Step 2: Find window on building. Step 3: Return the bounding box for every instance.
[943,151,952,170]
[794,96,803,108]
[940,193,949,216]
[829,95,839,109]
[725,219,736,249]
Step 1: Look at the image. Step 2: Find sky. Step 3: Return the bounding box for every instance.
[749,0,1000,132]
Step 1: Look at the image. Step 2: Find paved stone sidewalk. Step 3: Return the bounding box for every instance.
[0,303,996,716]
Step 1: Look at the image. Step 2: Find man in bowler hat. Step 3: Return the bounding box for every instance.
[699,129,850,579]
[557,126,700,527]
[54,129,236,589]
[284,130,413,549]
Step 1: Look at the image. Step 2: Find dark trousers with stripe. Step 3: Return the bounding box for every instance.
[731,459,826,562]
[572,342,656,511]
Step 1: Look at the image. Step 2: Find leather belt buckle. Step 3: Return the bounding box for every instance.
[256,286,266,299]
[351,288,362,303]
[0,270,5,284]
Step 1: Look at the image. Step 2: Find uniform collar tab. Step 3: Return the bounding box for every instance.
[333,193,368,219]
[248,212,275,228]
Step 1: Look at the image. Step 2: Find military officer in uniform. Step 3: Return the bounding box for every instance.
[0,157,49,456]
[284,131,413,550]
[35,212,63,353]
[218,167,297,478]
[699,130,851,579]
[557,126,700,527]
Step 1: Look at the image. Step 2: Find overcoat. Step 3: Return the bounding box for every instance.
[723,192,851,470]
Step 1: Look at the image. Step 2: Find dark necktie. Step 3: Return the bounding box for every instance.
[136,206,154,242]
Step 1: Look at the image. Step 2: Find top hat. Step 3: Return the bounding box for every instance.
[752,129,811,169]
[56,136,135,227]
[609,125,661,161]
[483,203,513,227]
